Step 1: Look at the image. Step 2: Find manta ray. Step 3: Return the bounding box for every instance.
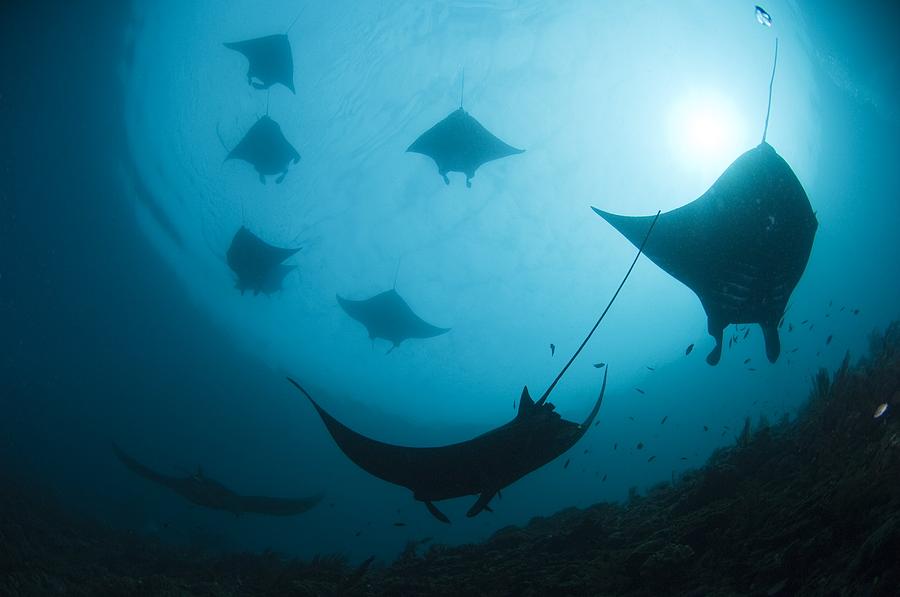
[593,39,816,365]
[337,288,450,353]
[224,34,295,93]
[225,115,300,184]
[292,214,660,522]
[288,371,606,523]
[226,226,300,295]
[113,444,322,517]
[407,73,523,187]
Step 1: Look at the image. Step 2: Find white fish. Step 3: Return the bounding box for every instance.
[874,403,888,418]
[756,5,773,27]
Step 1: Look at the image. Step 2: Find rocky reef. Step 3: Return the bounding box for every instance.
[3,323,899,596]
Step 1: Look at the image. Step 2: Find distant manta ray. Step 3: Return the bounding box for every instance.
[223,13,303,93]
[113,444,322,517]
[592,39,816,365]
[407,72,524,187]
[290,213,659,522]
[226,226,300,296]
[337,289,450,353]
[225,34,295,92]
[222,115,300,184]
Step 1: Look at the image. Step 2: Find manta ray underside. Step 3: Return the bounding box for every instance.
[337,288,450,353]
[226,226,300,295]
[593,142,817,365]
[113,444,321,516]
[287,370,606,523]
[226,115,300,184]
[224,34,295,93]
[407,108,524,187]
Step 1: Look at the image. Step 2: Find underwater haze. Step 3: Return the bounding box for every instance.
[3,0,900,564]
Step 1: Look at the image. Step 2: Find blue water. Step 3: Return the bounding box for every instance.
[2,0,899,563]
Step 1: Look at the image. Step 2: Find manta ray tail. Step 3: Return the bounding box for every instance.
[762,37,779,144]
[536,210,661,407]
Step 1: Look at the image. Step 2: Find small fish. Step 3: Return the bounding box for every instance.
[840,306,845,312]
[627,416,635,421]
[801,320,808,325]
[594,420,600,427]
[636,442,644,450]
[755,5,773,27]
[660,416,668,425]
[613,442,618,450]
[874,403,888,418]
[680,457,688,461]
[635,388,645,395]
[393,522,406,527]
[563,458,570,469]
[601,474,607,482]
[789,323,794,332]
[685,343,694,356]
[355,531,362,537]
[825,313,830,318]
[703,425,709,432]
[809,324,815,331]
[789,348,799,353]
[853,309,860,315]
[593,362,607,369]
[646,366,655,371]
[743,329,750,339]
[550,343,555,356]
[583,449,589,454]
[826,334,833,345]
[743,358,752,365]
[748,367,757,371]
[647,456,656,462]
[828,300,832,307]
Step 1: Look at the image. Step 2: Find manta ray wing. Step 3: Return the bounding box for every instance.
[593,143,816,365]
[408,108,523,187]
[224,34,295,93]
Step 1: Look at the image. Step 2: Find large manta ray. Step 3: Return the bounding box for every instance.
[113,444,322,517]
[292,213,660,522]
[224,34,295,93]
[407,75,523,187]
[592,40,816,366]
[225,115,300,184]
[288,371,606,523]
[337,288,450,353]
[226,226,300,296]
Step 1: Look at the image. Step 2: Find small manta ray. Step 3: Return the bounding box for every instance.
[407,72,523,187]
[224,115,300,184]
[113,444,321,516]
[226,226,300,295]
[290,212,660,522]
[592,40,816,365]
[225,17,301,93]
[337,288,450,353]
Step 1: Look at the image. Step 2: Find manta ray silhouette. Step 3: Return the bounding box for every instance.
[592,39,816,366]
[225,115,300,184]
[113,444,322,516]
[407,73,523,187]
[224,34,295,93]
[292,213,659,522]
[226,226,300,296]
[337,289,450,353]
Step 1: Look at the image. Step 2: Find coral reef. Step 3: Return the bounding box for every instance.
[3,322,899,596]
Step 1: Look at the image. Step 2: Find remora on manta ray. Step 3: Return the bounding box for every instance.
[288,213,660,523]
[592,39,816,365]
